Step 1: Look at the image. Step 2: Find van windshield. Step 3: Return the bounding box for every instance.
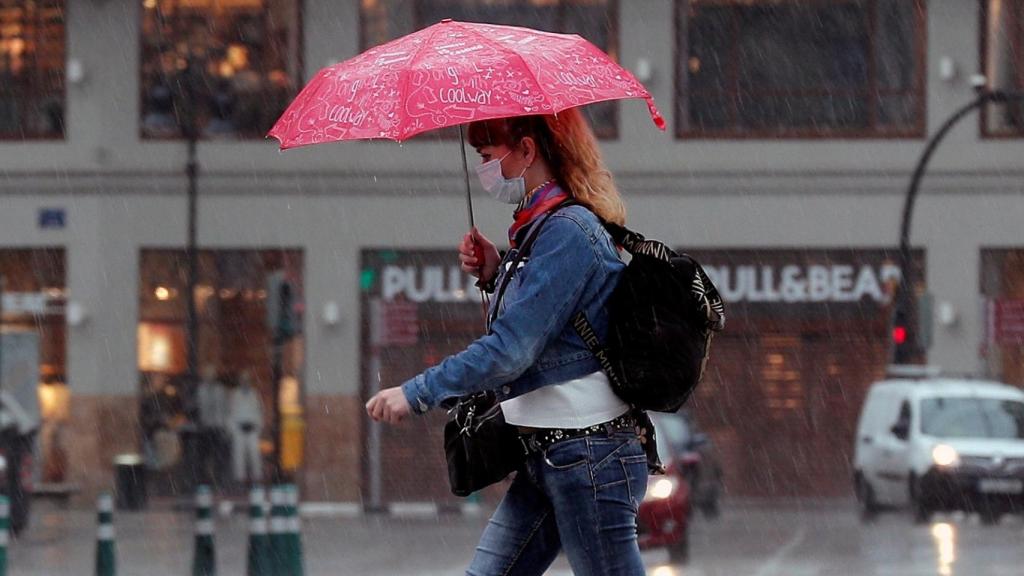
[920,397,1024,439]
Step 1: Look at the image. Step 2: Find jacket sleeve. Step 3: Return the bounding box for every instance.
[401,214,599,414]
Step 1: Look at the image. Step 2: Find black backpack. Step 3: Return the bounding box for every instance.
[573,222,726,413]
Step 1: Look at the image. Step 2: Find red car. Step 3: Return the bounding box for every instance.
[637,414,694,563]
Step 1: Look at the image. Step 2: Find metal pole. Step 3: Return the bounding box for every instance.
[178,56,201,489]
[186,133,199,399]
[893,86,1024,363]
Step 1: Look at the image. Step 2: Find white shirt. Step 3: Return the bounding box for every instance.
[501,371,630,428]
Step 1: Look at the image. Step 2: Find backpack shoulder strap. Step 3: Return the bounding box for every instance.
[601,222,675,263]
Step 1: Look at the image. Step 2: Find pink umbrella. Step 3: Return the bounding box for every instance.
[267,19,664,224]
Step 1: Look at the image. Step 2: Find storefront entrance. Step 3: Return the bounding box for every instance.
[688,249,924,497]
[360,249,481,505]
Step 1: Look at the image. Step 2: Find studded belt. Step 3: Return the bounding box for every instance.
[518,413,637,455]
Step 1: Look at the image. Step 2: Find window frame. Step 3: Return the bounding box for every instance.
[136,0,305,142]
[358,0,622,140]
[0,0,67,141]
[980,0,1024,139]
[673,0,928,140]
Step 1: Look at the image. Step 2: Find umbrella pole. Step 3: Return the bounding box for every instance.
[459,124,489,321]
[459,125,475,229]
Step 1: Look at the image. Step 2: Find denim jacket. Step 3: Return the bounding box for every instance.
[401,204,624,415]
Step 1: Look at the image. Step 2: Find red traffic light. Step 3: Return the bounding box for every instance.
[892,325,908,345]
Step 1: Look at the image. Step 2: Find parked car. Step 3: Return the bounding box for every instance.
[651,411,724,518]
[638,413,693,563]
[853,366,1024,524]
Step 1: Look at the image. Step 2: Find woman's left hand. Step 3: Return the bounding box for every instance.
[365,387,412,424]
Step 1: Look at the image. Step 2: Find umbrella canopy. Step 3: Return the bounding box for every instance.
[268,19,664,149]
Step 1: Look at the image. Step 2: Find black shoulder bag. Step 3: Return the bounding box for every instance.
[443,208,562,497]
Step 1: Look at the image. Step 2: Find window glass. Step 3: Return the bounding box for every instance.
[140,0,302,139]
[0,249,67,482]
[0,1,65,138]
[137,249,304,488]
[361,0,618,138]
[678,0,923,137]
[921,398,1024,440]
[983,0,1024,136]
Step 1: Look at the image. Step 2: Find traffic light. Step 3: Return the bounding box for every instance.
[891,307,914,364]
[266,271,298,341]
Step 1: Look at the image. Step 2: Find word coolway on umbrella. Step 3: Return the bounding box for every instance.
[438,87,493,105]
[328,105,370,126]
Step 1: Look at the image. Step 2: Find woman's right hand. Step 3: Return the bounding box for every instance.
[459,227,499,284]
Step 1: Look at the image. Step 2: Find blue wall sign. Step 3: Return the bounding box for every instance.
[38,208,66,230]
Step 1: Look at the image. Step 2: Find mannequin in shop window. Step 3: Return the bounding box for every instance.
[228,370,264,486]
[196,364,229,485]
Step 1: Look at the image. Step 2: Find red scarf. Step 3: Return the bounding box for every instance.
[508,182,569,247]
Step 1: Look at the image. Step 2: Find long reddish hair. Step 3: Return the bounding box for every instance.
[467,108,626,225]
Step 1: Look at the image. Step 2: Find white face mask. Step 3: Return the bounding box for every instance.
[474,152,528,205]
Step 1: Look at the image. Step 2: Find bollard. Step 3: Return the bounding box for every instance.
[284,484,304,576]
[95,493,116,576]
[268,486,288,575]
[246,487,271,576]
[0,495,8,576]
[191,485,216,576]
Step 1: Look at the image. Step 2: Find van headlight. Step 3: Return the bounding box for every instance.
[645,476,679,501]
[932,444,960,467]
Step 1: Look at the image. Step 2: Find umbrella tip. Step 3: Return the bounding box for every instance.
[441,18,453,23]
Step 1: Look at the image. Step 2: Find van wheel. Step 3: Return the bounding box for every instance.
[855,474,880,520]
[910,475,931,524]
[856,473,880,518]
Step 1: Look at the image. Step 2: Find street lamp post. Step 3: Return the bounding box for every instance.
[173,56,202,488]
[893,80,1024,364]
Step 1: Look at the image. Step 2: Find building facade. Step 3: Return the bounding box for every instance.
[0,0,1022,502]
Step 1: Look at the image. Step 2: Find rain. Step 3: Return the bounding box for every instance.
[1,0,1023,575]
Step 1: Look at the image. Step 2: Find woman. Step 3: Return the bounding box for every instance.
[366,107,648,576]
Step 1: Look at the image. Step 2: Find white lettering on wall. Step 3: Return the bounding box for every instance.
[702,264,902,304]
[381,265,477,303]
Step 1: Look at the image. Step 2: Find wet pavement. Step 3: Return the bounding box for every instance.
[8,498,1024,575]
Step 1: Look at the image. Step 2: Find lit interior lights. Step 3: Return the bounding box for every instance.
[154,286,171,301]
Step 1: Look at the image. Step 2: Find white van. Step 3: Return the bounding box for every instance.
[852,368,1024,523]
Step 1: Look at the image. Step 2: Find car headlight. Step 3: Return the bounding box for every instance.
[932,444,960,467]
[645,476,679,500]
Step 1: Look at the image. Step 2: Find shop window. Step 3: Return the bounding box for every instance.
[137,249,304,492]
[0,249,66,483]
[360,0,620,138]
[0,1,65,139]
[981,250,1024,385]
[982,0,1024,136]
[675,0,925,138]
[139,0,302,139]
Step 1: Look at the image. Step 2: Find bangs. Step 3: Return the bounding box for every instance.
[466,119,512,149]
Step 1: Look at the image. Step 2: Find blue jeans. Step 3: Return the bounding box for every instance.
[467,430,649,576]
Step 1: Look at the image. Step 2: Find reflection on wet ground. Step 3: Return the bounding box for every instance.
[8,499,1024,575]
